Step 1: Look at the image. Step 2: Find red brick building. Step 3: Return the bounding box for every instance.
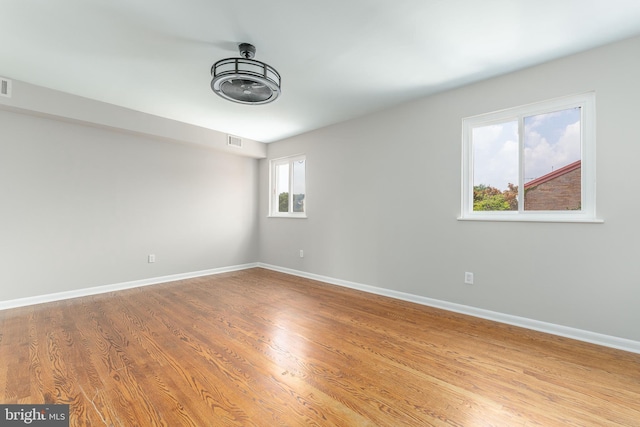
[524,160,581,210]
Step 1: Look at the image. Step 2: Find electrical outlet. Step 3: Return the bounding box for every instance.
[464,272,474,285]
[148,254,156,263]
[299,249,304,258]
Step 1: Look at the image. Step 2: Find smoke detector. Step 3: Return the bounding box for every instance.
[210,43,281,105]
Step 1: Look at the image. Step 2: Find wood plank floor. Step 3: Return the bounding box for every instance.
[1,268,639,426]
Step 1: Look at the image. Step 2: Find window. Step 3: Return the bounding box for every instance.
[460,93,600,222]
[270,155,306,217]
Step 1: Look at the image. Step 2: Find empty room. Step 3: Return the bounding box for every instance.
[1,1,640,426]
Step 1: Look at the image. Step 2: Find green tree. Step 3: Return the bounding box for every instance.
[279,192,289,212]
[502,183,518,210]
[473,184,518,211]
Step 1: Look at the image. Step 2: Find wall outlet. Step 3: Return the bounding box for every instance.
[148,254,156,263]
[299,249,304,258]
[464,272,474,285]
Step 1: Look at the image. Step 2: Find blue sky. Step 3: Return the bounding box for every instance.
[473,107,581,190]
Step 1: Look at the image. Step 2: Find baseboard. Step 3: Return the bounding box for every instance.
[257,263,640,355]
[0,263,259,311]
[4,262,638,354]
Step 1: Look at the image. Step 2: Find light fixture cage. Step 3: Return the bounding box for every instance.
[210,44,281,105]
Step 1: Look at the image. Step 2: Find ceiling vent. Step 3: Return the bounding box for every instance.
[227,135,243,148]
[0,77,11,98]
[211,43,281,105]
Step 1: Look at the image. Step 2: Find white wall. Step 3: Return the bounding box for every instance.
[259,35,640,342]
[0,107,259,300]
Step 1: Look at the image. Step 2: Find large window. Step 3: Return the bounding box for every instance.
[460,93,600,222]
[270,155,306,217]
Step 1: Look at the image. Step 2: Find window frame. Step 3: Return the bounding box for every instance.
[460,92,602,223]
[269,154,307,218]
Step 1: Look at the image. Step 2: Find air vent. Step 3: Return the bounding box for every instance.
[227,135,243,148]
[0,77,11,98]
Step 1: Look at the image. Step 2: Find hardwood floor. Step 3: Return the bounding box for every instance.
[1,268,639,426]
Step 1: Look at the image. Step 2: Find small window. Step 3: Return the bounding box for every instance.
[461,93,601,222]
[270,155,306,217]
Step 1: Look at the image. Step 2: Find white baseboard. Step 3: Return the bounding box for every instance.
[257,263,640,355]
[0,263,259,311]
[3,262,638,354]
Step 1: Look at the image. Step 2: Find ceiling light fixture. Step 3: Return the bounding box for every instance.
[210,43,281,105]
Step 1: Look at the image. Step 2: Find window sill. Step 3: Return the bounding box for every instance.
[268,214,308,219]
[457,215,604,223]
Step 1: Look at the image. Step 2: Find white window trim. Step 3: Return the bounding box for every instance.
[269,154,307,218]
[459,92,603,223]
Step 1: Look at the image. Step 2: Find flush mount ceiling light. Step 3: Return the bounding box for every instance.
[210,43,281,105]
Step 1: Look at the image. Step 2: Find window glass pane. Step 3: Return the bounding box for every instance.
[276,163,289,213]
[524,107,581,211]
[292,159,306,213]
[472,121,518,211]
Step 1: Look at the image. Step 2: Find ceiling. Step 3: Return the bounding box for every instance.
[3,0,640,143]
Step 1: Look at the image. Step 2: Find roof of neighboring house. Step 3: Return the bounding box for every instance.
[524,160,581,189]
